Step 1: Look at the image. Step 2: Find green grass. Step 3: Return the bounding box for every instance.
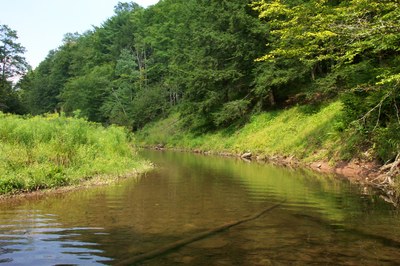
[136,101,344,162]
[0,112,149,194]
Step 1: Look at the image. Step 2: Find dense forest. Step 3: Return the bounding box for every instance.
[1,0,400,164]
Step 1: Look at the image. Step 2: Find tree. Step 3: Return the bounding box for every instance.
[253,0,400,161]
[164,0,268,130]
[61,64,113,122]
[0,24,29,112]
[101,48,140,127]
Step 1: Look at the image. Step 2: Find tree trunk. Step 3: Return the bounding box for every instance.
[269,89,276,106]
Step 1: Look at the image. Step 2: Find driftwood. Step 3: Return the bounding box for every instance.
[116,201,284,265]
[365,152,400,206]
[378,152,400,186]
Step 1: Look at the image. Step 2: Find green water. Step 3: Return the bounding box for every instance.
[0,150,399,265]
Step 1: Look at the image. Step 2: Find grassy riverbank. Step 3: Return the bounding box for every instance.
[0,112,149,195]
[136,101,345,162]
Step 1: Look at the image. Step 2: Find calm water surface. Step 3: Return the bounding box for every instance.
[1,150,400,265]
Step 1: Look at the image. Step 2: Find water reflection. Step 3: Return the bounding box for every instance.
[0,150,399,265]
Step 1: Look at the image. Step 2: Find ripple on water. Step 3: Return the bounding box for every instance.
[0,210,111,265]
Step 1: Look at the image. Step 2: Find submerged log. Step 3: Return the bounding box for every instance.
[116,201,284,265]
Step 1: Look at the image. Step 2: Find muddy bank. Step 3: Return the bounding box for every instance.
[308,160,380,182]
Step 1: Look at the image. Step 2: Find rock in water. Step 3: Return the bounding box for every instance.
[241,152,252,159]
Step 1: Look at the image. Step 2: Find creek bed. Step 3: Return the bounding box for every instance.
[0,150,399,265]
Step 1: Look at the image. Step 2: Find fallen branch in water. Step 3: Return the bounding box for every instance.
[116,201,285,265]
[367,152,400,206]
[371,152,400,187]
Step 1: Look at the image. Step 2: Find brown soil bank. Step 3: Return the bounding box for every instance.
[308,160,379,182]
[307,158,399,207]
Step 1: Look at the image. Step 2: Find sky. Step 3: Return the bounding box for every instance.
[0,0,159,69]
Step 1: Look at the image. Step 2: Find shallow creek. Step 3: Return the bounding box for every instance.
[1,150,400,265]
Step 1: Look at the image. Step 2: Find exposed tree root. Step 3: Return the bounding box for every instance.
[369,152,400,206]
[116,201,284,265]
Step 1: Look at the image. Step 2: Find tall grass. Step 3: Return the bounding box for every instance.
[137,101,344,162]
[0,112,147,194]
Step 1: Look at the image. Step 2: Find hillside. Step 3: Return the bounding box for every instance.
[137,101,344,162]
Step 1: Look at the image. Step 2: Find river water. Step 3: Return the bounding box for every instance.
[1,150,400,265]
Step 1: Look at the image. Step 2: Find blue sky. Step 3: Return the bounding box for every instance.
[0,0,159,69]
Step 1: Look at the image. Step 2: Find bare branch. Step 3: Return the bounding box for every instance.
[356,92,389,127]
[394,97,400,125]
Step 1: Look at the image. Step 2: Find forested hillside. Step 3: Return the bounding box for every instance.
[11,0,400,165]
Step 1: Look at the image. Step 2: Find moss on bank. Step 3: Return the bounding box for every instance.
[136,101,344,162]
[0,112,149,195]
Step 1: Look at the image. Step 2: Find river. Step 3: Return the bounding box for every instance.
[1,150,400,265]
